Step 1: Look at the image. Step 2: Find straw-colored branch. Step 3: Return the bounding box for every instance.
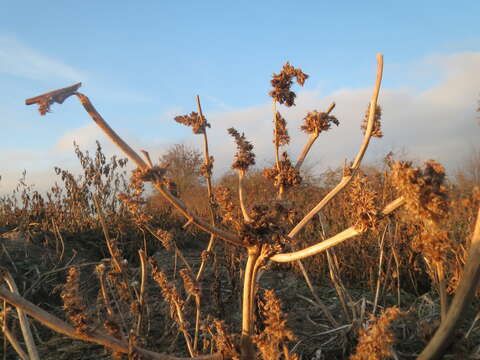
[271,196,405,263]
[419,206,480,360]
[1,325,29,360]
[0,287,223,360]
[238,171,253,223]
[241,247,259,360]
[295,102,336,171]
[1,271,39,360]
[70,91,242,247]
[288,54,383,240]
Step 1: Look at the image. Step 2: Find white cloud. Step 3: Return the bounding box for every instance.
[0,35,86,81]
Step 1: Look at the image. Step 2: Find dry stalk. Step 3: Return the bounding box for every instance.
[0,323,29,360]
[419,206,480,360]
[0,270,39,360]
[295,102,336,171]
[270,197,405,262]
[0,285,223,360]
[287,54,384,240]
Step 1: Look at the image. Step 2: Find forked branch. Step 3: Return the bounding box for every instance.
[271,196,405,262]
[25,88,243,248]
[288,54,384,240]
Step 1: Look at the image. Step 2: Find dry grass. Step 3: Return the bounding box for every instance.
[0,55,479,360]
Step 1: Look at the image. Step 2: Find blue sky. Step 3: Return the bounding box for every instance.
[1,1,479,193]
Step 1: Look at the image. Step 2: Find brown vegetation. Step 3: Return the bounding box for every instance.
[0,55,479,360]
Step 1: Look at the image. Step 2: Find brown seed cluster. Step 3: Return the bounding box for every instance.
[361,104,383,138]
[253,289,298,360]
[199,156,214,178]
[390,161,449,224]
[269,62,308,107]
[301,110,339,135]
[61,267,91,334]
[346,173,380,232]
[214,186,237,225]
[239,203,291,248]
[350,307,400,360]
[228,128,256,171]
[148,257,184,315]
[390,160,453,262]
[174,111,210,134]
[274,111,290,146]
[208,318,240,360]
[154,228,174,251]
[179,268,201,297]
[263,152,302,191]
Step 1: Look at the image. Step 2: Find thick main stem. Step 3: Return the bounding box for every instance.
[241,246,260,360]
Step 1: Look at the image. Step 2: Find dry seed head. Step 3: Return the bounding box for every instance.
[61,267,91,334]
[179,268,201,297]
[228,128,256,171]
[263,152,302,190]
[390,160,449,224]
[361,104,383,138]
[214,186,237,224]
[346,173,380,232]
[274,111,290,146]
[155,228,173,251]
[200,156,214,178]
[269,62,308,107]
[148,257,184,312]
[350,306,400,360]
[210,318,240,360]
[253,289,297,360]
[174,111,210,134]
[301,110,339,135]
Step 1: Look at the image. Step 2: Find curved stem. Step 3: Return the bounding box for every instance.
[71,92,243,247]
[419,207,480,360]
[271,196,405,263]
[1,271,39,360]
[238,171,253,223]
[295,102,336,171]
[288,54,384,240]
[241,246,260,359]
[0,287,222,360]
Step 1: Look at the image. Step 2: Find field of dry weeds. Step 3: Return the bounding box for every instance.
[1,55,479,359]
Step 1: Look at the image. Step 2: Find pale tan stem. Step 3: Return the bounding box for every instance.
[295,102,336,171]
[137,250,148,335]
[193,296,201,353]
[195,235,215,281]
[175,303,195,357]
[419,207,480,360]
[238,171,253,223]
[1,325,29,360]
[194,96,218,284]
[93,195,123,273]
[288,54,383,239]
[73,92,242,247]
[241,246,259,359]
[271,197,405,263]
[436,262,448,322]
[0,287,222,360]
[1,271,39,360]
